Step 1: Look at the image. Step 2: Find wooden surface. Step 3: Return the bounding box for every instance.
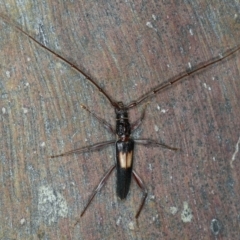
[0,1,240,239]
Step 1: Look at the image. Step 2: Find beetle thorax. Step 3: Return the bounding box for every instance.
[115,104,131,140]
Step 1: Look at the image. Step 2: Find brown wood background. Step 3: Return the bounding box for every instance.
[0,1,240,239]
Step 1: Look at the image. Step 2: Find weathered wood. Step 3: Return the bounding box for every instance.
[0,1,239,239]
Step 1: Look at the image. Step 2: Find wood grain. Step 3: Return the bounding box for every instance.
[0,1,240,239]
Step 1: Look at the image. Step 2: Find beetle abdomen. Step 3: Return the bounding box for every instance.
[116,139,134,199]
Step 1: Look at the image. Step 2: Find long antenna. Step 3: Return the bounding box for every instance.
[0,14,119,108]
[126,45,240,109]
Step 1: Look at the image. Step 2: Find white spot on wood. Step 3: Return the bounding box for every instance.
[22,107,28,113]
[2,107,6,114]
[146,21,157,32]
[116,216,121,226]
[149,194,155,200]
[203,83,211,91]
[20,218,26,225]
[152,14,156,20]
[152,214,159,222]
[169,206,178,215]
[38,185,68,225]
[181,201,193,222]
[128,221,135,230]
[148,163,153,171]
[210,218,222,235]
[40,142,45,147]
[24,82,30,88]
[146,21,153,29]
[154,125,159,132]
[230,136,240,168]
[71,131,78,139]
[6,71,10,78]
[188,62,192,69]
[56,62,63,69]
[189,28,193,35]
[27,57,31,62]
[157,105,168,113]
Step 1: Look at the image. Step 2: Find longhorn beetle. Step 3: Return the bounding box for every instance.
[1,15,240,219]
